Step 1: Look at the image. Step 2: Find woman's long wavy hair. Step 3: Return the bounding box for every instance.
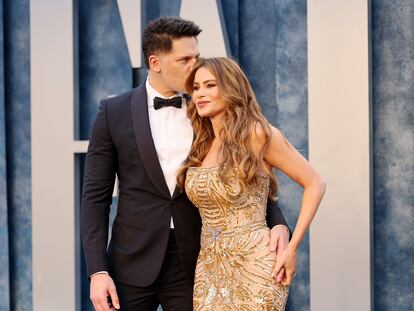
[177,57,278,201]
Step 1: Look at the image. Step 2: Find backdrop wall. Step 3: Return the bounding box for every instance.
[0,0,413,310]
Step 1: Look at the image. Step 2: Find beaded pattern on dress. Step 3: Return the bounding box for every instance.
[185,166,289,311]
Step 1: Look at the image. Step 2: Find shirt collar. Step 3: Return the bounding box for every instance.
[146,77,186,108]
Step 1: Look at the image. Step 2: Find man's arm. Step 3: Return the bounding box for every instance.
[81,99,116,277]
[81,99,120,310]
[266,199,291,283]
[266,199,291,238]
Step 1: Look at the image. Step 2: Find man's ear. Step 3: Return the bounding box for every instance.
[148,55,161,73]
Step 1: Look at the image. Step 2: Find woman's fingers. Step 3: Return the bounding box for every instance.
[281,268,296,286]
[271,257,284,278]
[275,267,285,283]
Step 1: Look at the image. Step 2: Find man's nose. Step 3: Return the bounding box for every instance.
[189,57,197,68]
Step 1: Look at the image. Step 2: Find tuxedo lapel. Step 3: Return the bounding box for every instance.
[171,186,182,200]
[130,84,170,199]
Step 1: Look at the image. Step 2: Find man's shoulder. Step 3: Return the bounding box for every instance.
[102,88,136,107]
[99,84,146,116]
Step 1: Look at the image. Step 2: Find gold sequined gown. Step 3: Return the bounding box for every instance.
[185,166,289,311]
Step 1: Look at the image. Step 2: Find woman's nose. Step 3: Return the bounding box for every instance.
[193,89,205,99]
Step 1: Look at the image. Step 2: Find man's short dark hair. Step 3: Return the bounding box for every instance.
[142,16,202,69]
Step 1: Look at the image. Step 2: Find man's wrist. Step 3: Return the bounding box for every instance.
[90,271,109,279]
[272,224,289,235]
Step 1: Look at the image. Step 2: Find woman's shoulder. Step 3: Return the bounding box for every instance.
[250,121,283,143]
[250,122,289,154]
[250,121,266,140]
[249,121,270,154]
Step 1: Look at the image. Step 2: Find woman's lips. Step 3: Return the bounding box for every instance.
[196,101,209,109]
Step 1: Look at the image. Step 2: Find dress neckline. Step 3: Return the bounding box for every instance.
[187,165,270,180]
[188,165,220,171]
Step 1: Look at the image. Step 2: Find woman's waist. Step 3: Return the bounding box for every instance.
[201,221,268,239]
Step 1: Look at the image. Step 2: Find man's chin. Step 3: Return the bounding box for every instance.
[175,87,188,94]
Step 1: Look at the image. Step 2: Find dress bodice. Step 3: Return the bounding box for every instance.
[186,166,269,227]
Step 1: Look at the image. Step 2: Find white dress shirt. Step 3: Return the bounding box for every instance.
[146,78,194,228]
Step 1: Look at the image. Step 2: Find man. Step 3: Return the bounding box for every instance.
[81,17,290,311]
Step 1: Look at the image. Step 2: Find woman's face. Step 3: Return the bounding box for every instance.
[192,67,226,119]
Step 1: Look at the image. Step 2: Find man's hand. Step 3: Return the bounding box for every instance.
[269,225,289,283]
[90,273,120,311]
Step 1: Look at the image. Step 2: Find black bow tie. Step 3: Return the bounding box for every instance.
[153,96,182,110]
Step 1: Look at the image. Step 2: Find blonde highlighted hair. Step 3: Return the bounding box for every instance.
[177,57,278,200]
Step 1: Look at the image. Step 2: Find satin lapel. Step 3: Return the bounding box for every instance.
[130,84,170,199]
[171,186,182,200]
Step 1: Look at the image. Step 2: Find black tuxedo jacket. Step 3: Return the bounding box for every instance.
[81,83,289,287]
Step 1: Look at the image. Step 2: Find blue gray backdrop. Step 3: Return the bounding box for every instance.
[0,0,413,310]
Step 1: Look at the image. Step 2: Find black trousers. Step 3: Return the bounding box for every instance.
[114,230,193,311]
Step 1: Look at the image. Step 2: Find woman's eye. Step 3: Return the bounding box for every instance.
[193,86,199,91]
[207,84,216,88]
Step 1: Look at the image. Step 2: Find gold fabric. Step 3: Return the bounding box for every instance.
[186,166,289,311]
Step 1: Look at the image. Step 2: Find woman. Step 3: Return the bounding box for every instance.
[177,57,326,310]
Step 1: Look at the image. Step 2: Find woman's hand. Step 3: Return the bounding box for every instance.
[272,245,297,286]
